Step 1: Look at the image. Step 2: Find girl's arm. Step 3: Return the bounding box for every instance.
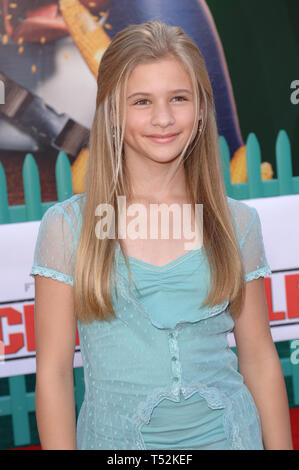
[34,275,77,450]
[233,277,294,450]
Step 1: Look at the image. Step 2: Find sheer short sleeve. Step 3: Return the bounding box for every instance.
[239,206,272,282]
[30,203,75,286]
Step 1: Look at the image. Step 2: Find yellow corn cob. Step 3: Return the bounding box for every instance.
[59,0,111,78]
[230,145,247,183]
[260,161,274,180]
[230,145,274,183]
[71,147,88,194]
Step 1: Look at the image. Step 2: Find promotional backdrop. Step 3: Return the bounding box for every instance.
[0,195,298,378]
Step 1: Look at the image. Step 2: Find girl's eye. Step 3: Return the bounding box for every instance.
[133,96,188,105]
[134,99,150,105]
[172,96,187,102]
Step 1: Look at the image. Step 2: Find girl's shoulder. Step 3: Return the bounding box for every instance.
[30,193,87,285]
[53,192,86,212]
[226,195,254,217]
[44,192,86,220]
[226,196,258,246]
[39,192,87,242]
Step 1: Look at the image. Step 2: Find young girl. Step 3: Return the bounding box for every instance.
[30,21,293,450]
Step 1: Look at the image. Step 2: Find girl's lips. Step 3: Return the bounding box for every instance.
[147,134,179,143]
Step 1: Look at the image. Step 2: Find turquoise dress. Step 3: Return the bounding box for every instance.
[30,193,272,450]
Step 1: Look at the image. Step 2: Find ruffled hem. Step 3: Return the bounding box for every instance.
[222,386,264,450]
[245,266,272,282]
[131,383,264,450]
[30,266,74,286]
[131,384,225,450]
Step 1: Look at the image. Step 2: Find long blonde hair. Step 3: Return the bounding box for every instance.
[74,20,245,323]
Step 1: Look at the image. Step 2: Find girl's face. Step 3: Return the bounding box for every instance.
[122,56,197,165]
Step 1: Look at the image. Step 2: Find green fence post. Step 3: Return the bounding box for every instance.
[219,135,234,198]
[291,342,299,405]
[246,133,264,198]
[276,130,294,195]
[8,375,31,446]
[23,153,43,221]
[55,151,74,201]
[0,161,9,223]
[74,367,85,414]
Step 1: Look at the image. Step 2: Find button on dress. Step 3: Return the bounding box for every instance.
[30,193,272,450]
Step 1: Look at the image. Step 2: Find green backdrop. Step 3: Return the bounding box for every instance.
[206,0,299,176]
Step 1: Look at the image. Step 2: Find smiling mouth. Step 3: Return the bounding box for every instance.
[147,133,179,143]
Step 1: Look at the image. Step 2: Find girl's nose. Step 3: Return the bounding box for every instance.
[151,102,176,127]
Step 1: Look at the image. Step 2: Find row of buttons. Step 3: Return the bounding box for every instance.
[168,330,181,387]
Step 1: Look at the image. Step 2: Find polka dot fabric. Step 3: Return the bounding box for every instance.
[30,194,272,450]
